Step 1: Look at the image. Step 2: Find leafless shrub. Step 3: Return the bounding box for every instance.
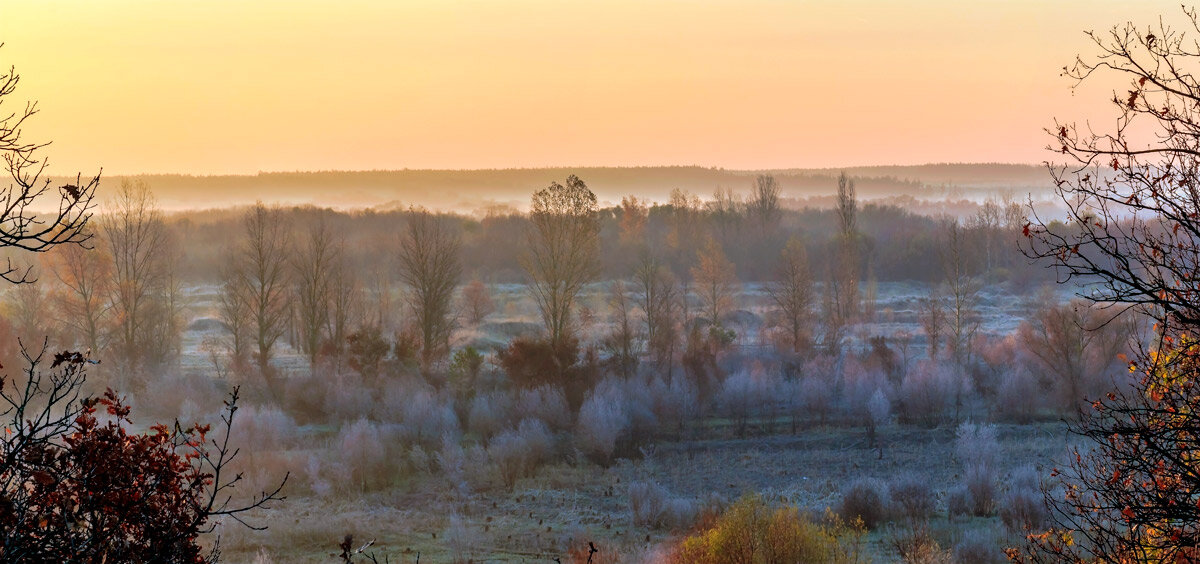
[628,480,698,530]
[649,375,699,436]
[408,444,431,475]
[443,514,482,564]
[577,383,631,465]
[488,418,554,488]
[337,418,390,492]
[515,385,572,431]
[468,391,514,440]
[994,367,1042,423]
[898,361,956,427]
[952,529,1006,564]
[999,466,1047,532]
[838,478,890,529]
[890,475,934,525]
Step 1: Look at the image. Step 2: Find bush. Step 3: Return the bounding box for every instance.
[515,385,572,431]
[838,478,890,529]
[336,418,390,491]
[953,530,1006,564]
[668,495,863,564]
[488,418,554,488]
[468,391,513,440]
[890,475,935,524]
[628,480,698,530]
[576,389,629,464]
[898,361,956,427]
[893,529,953,564]
[498,335,578,388]
[963,464,997,517]
[999,466,1047,532]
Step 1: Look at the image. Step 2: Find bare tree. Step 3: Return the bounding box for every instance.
[522,175,599,352]
[293,212,336,367]
[1019,299,1135,412]
[749,174,782,237]
[691,236,738,327]
[604,280,639,377]
[217,261,251,363]
[462,279,494,325]
[0,54,98,284]
[767,237,814,354]
[397,210,463,371]
[232,203,292,387]
[834,172,860,323]
[47,240,112,353]
[102,179,171,377]
[941,220,980,366]
[635,253,679,370]
[918,291,946,360]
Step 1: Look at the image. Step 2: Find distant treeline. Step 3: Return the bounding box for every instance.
[163,188,1045,287]
[62,163,1055,212]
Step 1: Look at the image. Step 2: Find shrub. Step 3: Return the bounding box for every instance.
[898,361,956,427]
[999,466,1047,532]
[963,464,997,517]
[955,421,999,470]
[668,495,863,564]
[890,475,935,524]
[649,375,699,435]
[947,486,971,518]
[488,418,554,488]
[337,418,389,491]
[408,444,431,474]
[230,404,297,451]
[953,529,1006,564]
[576,389,629,464]
[893,529,953,564]
[838,478,890,529]
[718,370,777,436]
[498,335,578,388]
[995,367,1042,423]
[628,480,698,530]
[515,385,572,431]
[468,390,513,440]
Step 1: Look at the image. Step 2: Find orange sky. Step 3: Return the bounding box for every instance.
[0,0,1179,175]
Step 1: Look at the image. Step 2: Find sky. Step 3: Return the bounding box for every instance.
[0,0,1183,175]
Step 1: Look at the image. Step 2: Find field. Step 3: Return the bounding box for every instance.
[150,280,1082,563]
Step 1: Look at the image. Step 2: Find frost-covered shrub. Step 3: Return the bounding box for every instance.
[468,391,513,440]
[515,385,572,431]
[995,367,1042,423]
[443,513,482,564]
[800,374,835,426]
[408,444,431,474]
[999,466,1047,531]
[388,382,460,446]
[838,478,889,528]
[230,404,297,451]
[488,418,554,488]
[964,464,997,517]
[337,417,390,491]
[628,480,698,530]
[576,388,630,465]
[953,530,1006,564]
[575,376,658,464]
[890,475,934,524]
[898,361,956,427]
[956,421,1000,472]
[649,376,699,436]
[719,370,778,436]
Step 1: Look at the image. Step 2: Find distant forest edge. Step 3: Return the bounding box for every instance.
[55,163,1055,212]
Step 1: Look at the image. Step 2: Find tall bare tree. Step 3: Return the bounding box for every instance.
[522,175,599,352]
[397,210,463,371]
[749,174,782,237]
[292,212,336,367]
[635,253,679,370]
[691,236,738,328]
[102,179,170,377]
[767,237,814,353]
[833,172,860,324]
[941,220,980,366]
[231,203,292,386]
